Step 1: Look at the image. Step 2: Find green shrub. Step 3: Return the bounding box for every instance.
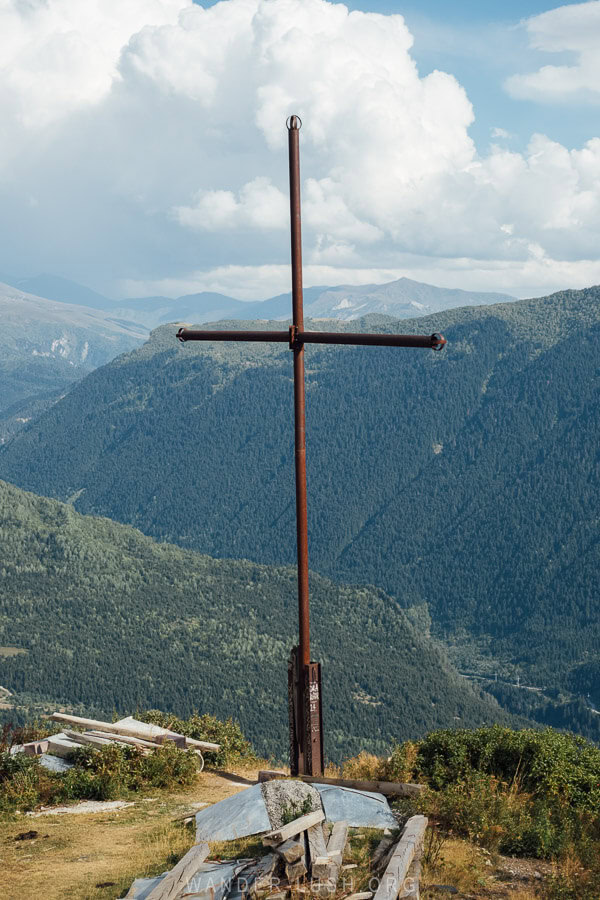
[411,726,600,862]
[0,740,200,814]
[415,725,600,811]
[139,710,257,768]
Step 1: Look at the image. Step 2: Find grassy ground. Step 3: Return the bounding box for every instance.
[0,767,257,900]
[1,764,557,900]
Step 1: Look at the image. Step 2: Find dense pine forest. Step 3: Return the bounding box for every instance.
[0,479,519,760]
[1,286,599,739]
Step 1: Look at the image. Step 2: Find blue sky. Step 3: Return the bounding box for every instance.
[1,0,599,300]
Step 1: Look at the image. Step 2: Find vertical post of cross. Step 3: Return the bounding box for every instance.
[287,114,324,776]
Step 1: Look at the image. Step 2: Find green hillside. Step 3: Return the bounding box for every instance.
[1,286,599,735]
[0,479,517,760]
[0,281,145,442]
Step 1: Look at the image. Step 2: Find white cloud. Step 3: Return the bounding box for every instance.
[0,0,599,302]
[174,177,288,230]
[0,0,185,128]
[505,1,600,102]
[491,127,513,140]
[121,253,600,302]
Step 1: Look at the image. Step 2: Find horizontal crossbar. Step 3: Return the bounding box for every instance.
[177,327,446,351]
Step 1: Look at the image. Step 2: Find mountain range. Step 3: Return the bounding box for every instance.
[1,285,599,741]
[2,272,515,329]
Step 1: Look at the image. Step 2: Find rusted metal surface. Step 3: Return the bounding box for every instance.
[177,328,289,343]
[176,114,447,777]
[305,661,324,776]
[288,648,300,776]
[177,326,446,351]
[288,116,311,680]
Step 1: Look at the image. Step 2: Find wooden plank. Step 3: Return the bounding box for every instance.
[63,730,124,750]
[286,836,307,883]
[144,841,210,900]
[326,820,348,865]
[311,856,331,880]
[258,771,423,798]
[399,856,421,900]
[86,730,161,749]
[306,823,328,868]
[50,713,219,752]
[371,837,394,873]
[262,809,325,846]
[274,838,305,864]
[115,716,219,751]
[311,821,348,892]
[373,816,427,900]
[250,853,280,895]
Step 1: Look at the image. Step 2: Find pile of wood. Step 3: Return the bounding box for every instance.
[260,809,427,899]
[129,812,428,900]
[21,713,220,771]
[264,807,336,894]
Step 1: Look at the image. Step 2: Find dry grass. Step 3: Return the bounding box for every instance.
[0,767,261,900]
[340,751,381,781]
[422,836,541,899]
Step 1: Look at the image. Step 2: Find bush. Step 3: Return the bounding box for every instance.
[343,726,600,864]
[0,741,200,814]
[139,710,257,768]
[414,726,600,812]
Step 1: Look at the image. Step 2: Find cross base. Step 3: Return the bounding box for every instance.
[288,647,324,776]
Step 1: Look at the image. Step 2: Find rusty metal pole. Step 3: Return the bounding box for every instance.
[288,115,311,674]
[287,115,324,776]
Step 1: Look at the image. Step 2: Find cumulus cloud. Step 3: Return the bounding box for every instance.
[174,177,288,230]
[505,1,600,103]
[0,0,599,300]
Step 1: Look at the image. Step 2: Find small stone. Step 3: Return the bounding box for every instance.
[485,859,493,867]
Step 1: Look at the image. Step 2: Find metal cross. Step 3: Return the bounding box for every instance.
[177,115,447,775]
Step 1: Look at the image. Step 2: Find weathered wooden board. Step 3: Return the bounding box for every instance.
[250,852,280,894]
[274,838,305,864]
[258,771,423,798]
[373,816,427,900]
[311,820,348,894]
[263,809,325,846]
[50,712,219,752]
[306,822,328,868]
[144,842,209,900]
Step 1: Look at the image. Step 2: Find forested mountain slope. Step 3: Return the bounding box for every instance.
[0,480,514,760]
[0,282,145,441]
[1,286,599,718]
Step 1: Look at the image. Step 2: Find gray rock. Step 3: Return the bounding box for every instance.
[260,779,322,829]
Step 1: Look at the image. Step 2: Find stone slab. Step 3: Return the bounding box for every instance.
[195,784,271,841]
[312,784,398,829]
